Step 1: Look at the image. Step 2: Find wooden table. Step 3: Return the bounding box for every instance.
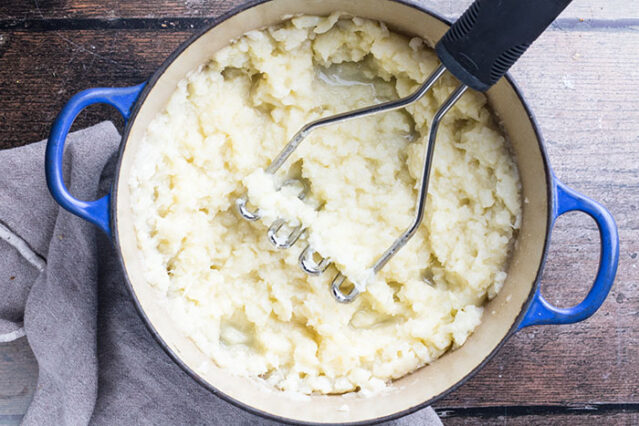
[1,1,637,424]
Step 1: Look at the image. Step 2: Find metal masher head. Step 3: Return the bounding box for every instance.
[237,179,308,248]
[236,0,571,302]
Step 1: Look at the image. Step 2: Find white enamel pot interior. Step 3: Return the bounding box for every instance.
[112,0,551,423]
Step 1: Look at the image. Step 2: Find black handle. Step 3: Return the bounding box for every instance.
[436,0,572,91]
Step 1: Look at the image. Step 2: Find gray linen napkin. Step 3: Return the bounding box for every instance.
[0,121,442,425]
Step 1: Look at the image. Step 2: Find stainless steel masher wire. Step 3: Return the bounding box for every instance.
[331,83,468,302]
[236,64,447,220]
[236,64,469,303]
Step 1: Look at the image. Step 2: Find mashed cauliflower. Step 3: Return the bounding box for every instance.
[129,14,522,395]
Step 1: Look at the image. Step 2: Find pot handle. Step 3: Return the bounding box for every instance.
[518,178,619,329]
[45,83,146,237]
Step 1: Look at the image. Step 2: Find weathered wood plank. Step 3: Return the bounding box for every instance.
[0,9,637,424]
[0,30,190,150]
[0,0,637,22]
[0,338,37,417]
[440,411,639,426]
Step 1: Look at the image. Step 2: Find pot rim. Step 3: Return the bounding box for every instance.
[111,1,554,424]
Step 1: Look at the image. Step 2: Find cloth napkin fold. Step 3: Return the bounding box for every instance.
[0,121,442,425]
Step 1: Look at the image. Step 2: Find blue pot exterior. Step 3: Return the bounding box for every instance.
[43,2,620,423]
[518,177,619,328]
[45,83,146,237]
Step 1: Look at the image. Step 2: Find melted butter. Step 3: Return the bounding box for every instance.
[315,61,396,104]
[315,61,418,143]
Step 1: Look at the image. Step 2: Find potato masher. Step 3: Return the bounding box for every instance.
[237,0,573,302]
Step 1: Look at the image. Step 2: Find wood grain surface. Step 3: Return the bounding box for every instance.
[0,0,638,424]
[0,0,638,20]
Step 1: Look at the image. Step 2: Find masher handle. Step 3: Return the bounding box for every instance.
[436,0,573,91]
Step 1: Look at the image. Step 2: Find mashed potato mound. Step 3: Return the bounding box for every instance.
[129,14,522,395]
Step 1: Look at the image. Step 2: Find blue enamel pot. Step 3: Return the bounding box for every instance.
[44,0,619,424]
